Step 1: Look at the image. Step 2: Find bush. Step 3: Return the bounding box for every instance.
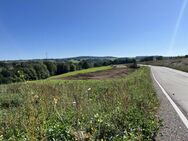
[129,59,138,68]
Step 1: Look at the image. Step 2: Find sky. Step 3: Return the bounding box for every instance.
[0,0,188,60]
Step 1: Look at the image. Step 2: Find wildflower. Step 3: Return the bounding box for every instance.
[88,88,91,91]
[54,98,58,104]
[94,113,99,118]
[34,95,39,99]
[98,118,103,123]
[0,135,3,140]
[73,101,76,107]
[48,128,53,132]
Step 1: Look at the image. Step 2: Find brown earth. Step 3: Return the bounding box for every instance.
[63,67,132,80]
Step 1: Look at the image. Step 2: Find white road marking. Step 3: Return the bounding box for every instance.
[151,69,188,129]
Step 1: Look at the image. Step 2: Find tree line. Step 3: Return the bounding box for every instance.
[0,58,136,84]
[139,55,188,62]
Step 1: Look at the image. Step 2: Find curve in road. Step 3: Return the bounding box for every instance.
[151,66,188,140]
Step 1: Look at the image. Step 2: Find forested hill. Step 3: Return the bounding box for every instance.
[1,55,188,84]
[0,57,135,84]
[0,56,117,63]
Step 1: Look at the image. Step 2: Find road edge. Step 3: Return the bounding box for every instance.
[150,67,188,141]
[151,69,188,129]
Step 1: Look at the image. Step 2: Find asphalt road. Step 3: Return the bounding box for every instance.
[151,66,188,117]
[151,66,188,140]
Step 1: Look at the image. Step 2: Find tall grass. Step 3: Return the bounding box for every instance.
[143,58,188,72]
[0,67,160,140]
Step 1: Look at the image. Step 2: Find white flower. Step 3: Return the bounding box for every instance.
[48,128,53,132]
[54,98,58,104]
[34,95,39,99]
[88,88,91,91]
[0,135,3,139]
[94,113,99,118]
[73,101,77,106]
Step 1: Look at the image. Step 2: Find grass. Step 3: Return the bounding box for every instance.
[143,58,188,72]
[49,66,113,79]
[0,67,160,140]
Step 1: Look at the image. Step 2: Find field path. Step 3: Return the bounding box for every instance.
[151,66,188,140]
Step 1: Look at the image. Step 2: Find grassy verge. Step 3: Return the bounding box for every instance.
[143,58,188,72]
[0,67,160,140]
[49,66,113,79]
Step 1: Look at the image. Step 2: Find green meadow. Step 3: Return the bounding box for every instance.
[0,67,160,141]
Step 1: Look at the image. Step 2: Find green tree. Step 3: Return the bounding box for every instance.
[57,63,70,74]
[70,63,76,72]
[63,63,70,73]
[129,59,138,68]
[44,61,57,76]
[22,67,38,80]
[0,69,13,84]
[12,69,25,82]
[33,63,50,79]
[1,68,12,77]
[81,61,90,69]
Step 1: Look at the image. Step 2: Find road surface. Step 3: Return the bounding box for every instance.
[151,66,188,140]
[151,66,188,116]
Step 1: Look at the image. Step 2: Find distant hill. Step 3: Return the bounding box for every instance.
[61,56,117,61]
[0,56,117,63]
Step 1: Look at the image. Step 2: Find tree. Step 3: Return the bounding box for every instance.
[140,56,154,62]
[63,63,70,73]
[0,62,6,68]
[80,61,90,69]
[33,63,50,79]
[57,63,70,74]
[44,61,57,76]
[0,69,13,84]
[12,69,25,82]
[70,64,76,72]
[156,56,163,60]
[1,68,12,77]
[57,63,64,74]
[129,59,138,68]
[94,62,102,67]
[0,73,3,84]
[22,67,38,80]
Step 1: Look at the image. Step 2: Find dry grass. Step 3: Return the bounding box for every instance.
[143,58,188,72]
[0,67,160,140]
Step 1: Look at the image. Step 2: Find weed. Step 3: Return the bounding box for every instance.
[0,67,160,140]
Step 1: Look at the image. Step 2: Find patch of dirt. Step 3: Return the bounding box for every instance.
[63,67,132,80]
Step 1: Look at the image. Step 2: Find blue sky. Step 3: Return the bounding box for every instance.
[0,0,188,60]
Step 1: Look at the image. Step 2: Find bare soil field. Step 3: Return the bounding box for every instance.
[63,66,132,80]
